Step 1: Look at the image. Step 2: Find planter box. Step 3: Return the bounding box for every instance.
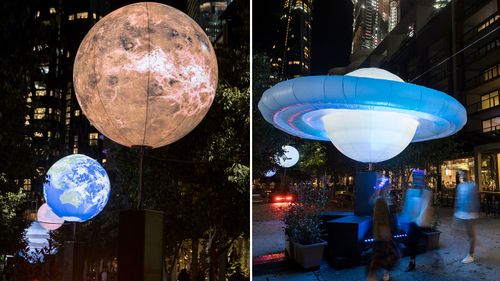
[293,240,327,269]
[423,230,441,250]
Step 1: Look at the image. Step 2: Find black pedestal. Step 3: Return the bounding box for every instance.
[354,171,377,216]
[62,241,85,281]
[118,209,164,281]
[327,215,372,257]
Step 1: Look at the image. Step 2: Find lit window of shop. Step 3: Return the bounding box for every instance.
[481,90,500,110]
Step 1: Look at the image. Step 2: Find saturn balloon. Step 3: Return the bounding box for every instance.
[37,203,64,231]
[258,68,467,163]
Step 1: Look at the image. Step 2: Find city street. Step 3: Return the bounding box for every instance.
[253,199,500,281]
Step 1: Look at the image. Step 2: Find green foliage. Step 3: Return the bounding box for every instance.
[298,142,328,176]
[283,185,328,245]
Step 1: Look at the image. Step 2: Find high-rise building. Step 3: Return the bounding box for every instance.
[187,0,231,43]
[350,0,399,69]
[270,0,312,80]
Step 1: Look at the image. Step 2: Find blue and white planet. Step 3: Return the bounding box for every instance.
[43,154,110,222]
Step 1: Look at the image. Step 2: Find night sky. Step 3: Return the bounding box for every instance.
[253,0,353,74]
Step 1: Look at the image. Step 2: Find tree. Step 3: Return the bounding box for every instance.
[252,53,294,178]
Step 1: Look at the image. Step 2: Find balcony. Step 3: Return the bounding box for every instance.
[465,63,500,94]
[464,12,500,43]
[465,38,500,70]
[467,90,500,114]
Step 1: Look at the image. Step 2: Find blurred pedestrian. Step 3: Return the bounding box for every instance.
[454,170,480,264]
[367,176,400,281]
[400,169,433,272]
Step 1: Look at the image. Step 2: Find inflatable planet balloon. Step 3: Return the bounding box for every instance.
[73,2,218,148]
[37,203,64,231]
[275,145,299,168]
[22,222,56,263]
[43,154,110,222]
[264,169,277,177]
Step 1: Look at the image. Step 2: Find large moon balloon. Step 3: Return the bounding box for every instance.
[73,2,218,148]
[37,203,64,231]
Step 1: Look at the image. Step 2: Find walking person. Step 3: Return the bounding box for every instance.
[367,177,400,281]
[400,169,433,272]
[454,170,480,264]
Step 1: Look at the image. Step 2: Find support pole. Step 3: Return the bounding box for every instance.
[137,146,145,209]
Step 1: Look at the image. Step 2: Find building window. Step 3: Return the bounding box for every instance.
[93,13,97,19]
[89,133,99,146]
[49,7,56,14]
[482,116,500,132]
[74,109,80,116]
[481,90,500,110]
[35,11,40,18]
[47,131,52,138]
[77,12,88,19]
[68,14,75,21]
[23,179,31,191]
[73,148,78,154]
[477,14,500,33]
[66,119,70,125]
[34,132,44,138]
[34,108,46,119]
[482,63,500,82]
[35,90,46,97]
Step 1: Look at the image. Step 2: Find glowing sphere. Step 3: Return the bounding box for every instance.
[43,154,110,222]
[37,203,64,231]
[258,68,467,163]
[275,145,299,168]
[73,2,218,148]
[264,169,277,177]
[22,222,56,263]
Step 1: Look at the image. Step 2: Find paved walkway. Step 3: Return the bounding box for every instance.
[253,204,500,280]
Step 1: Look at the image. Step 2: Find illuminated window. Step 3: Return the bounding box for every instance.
[23,179,31,191]
[25,120,30,126]
[102,159,107,164]
[34,132,44,137]
[74,135,79,142]
[66,106,71,113]
[49,7,56,14]
[482,64,500,82]
[89,133,99,146]
[93,13,97,19]
[66,119,70,125]
[36,90,46,96]
[34,108,46,119]
[48,108,53,114]
[47,131,52,138]
[66,94,71,100]
[66,113,71,119]
[73,148,78,154]
[35,11,40,18]
[74,109,80,116]
[77,12,88,19]
[26,97,32,103]
[481,90,500,110]
[66,51,70,58]
[483,116,500,132]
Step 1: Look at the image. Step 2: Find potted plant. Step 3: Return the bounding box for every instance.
[283,184,328,269]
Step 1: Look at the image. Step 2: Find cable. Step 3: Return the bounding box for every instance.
[409,24,500,83]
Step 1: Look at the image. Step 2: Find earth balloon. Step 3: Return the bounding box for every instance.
[73,2,218,148]
[43,154,110,222]
[37,203,64,231]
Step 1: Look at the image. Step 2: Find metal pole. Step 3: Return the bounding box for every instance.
[137,146,145,209]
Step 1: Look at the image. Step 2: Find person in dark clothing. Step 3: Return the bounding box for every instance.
[367,178,400,281]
